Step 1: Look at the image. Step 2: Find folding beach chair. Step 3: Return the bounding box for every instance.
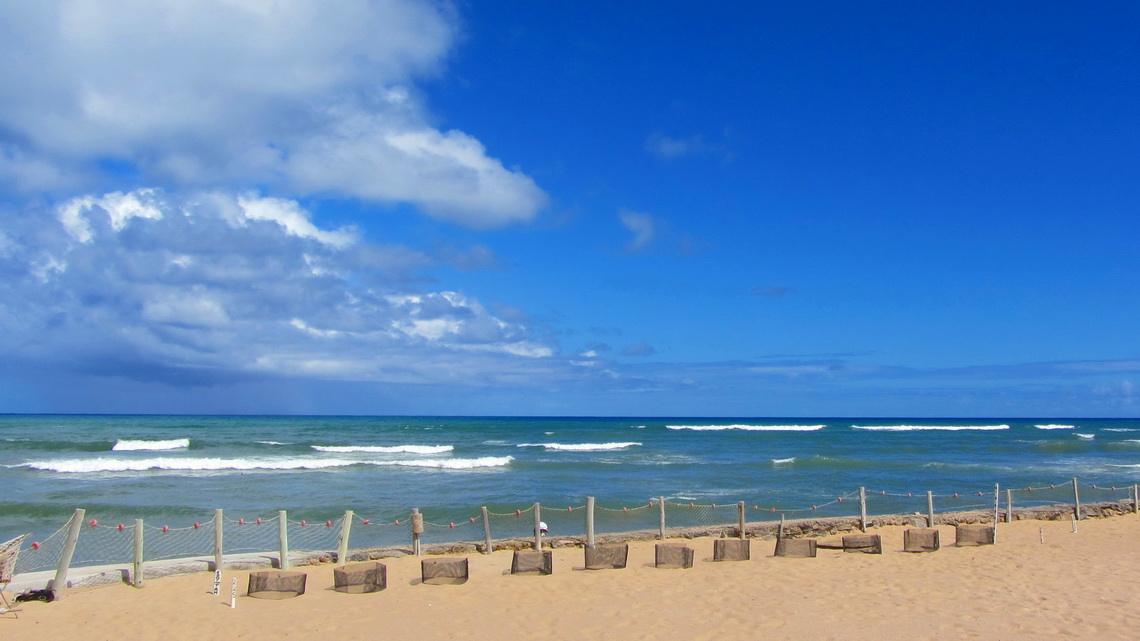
[0,534,29,618]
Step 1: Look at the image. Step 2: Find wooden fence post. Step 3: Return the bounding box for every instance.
[1006,489,1013,523]
[50,508,86,600]
[1134,485,1139,514]
[213,509,224,572]
[585,497,595,549]
[993,483,1000,542]
[1072,478,1082,520]
[859,487,867,532]
[481,506,492,554]
[926,491,935,527]
[132,518,144,588]
[411,508,423,556]
[278,510,290,571]
[737,501,746,539]
[658,497,666,540]
[533,502,542,551]
[337,510,353,564]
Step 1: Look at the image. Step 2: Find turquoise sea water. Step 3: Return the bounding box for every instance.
[3,415,1140,543]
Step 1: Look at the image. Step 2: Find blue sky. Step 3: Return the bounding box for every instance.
[0,1,1137,417]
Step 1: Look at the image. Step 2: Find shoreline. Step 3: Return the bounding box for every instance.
[5,512,1140,640]
[10,499,1130,594]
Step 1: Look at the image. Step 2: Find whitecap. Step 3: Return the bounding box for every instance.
[311,444,453,455]
[851,425,1009,431]
[516,442,641,452]
[666,424,824,432]
[771,457,796,464]
[1035,424,1075,430]
[111,438,190,451]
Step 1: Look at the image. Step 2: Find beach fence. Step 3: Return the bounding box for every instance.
[10,477,1140,596]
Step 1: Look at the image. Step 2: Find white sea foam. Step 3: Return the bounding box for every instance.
[385,456,512,469]
[1075,433,1096,440]
[256,441,289,446]
[311,444,453,455]
[771,457,796,464]
[1035,424,1075,430]
[851,425,1010,431]
[24,455,511,473]
[1104,429,1140,432]
[516,442,642,452]
[111,438,190,451]
[666,424,825,432]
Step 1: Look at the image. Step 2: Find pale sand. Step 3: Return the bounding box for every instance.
[5,516,1140,640]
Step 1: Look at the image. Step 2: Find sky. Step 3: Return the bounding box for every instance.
[0,1,1137,417]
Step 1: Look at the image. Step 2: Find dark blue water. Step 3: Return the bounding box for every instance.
[3,415,1139,543]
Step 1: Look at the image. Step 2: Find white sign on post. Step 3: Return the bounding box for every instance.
[212,570,221,595]
[230,578,237,608]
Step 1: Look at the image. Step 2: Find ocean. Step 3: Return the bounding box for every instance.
[3,415,1140,545]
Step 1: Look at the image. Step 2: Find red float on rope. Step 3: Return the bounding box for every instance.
[838,497,843,502]
[162,525,169,533]
[88,519,97,527]
[516,509,521,516]
[362,520,370,525]
[1112,486,1117,491]
[117,524,124,531]
[449,522,455,528]
[193,522,200,529]
[770,507,776,512]
[690,503,695,508]
[394,520,400,525]
[712,503,716,508]
[1092,485,1098,489]
[238,518,245,525]
[623,507,628,512]
[880,491,886,495]
[812,505,818,510]
[300,520,307,526]
[470,517,476,523]
[257,517,262,525]
[568,506,573,512]
[977,492,983,496]
[753,505,759,510]
[325,520,333,527]
[953,493,959,498]
[31,542,40,550]
[907,493,912,498]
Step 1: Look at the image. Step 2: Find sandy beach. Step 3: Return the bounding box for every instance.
[5,516,1140,640]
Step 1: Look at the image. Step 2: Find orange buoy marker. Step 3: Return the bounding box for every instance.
[88,519,98,527]
[362,520,370,525]
[31,542,40,549]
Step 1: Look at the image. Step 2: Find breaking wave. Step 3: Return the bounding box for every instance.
[111,439,190,451]
[516,442,641,452]
[311,445,453,454]
[21,455,511,473]
[852,425,1009,431]
[666,425,824,432]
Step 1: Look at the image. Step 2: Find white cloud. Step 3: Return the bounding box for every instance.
[0,0,546,227]
[0,188,556,386]
[619,209,656,252]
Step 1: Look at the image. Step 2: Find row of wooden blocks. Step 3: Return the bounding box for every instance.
[246,524,996,598]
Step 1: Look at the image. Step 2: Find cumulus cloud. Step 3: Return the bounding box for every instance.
[0,0,545,227]
[619,209,656,252]
[0,189,555,386]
